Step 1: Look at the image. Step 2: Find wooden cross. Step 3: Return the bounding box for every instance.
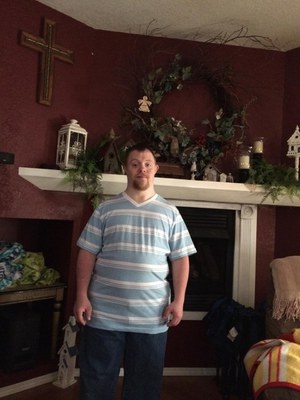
[20,18,74,106]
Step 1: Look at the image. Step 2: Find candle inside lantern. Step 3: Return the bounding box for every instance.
[253,137,264,154]
[239,154,250,169]
[238,145,251,182]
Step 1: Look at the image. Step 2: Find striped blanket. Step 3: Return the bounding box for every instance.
[244,329,300,399]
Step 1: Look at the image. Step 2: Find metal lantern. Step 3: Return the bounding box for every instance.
[238,145,251,183]
[56,119,88,169]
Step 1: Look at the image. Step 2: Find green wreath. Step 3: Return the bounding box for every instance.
[124,54,247,172]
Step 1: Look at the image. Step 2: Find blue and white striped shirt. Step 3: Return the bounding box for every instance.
[77,192,197,334]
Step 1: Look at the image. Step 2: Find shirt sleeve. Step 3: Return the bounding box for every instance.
[168,210,197,261]
[77,208,103,255]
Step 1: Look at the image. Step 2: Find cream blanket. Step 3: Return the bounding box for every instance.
[271,256,300,321]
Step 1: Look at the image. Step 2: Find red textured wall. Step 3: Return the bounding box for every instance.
[274,48,300,259]
[0,0,297,374]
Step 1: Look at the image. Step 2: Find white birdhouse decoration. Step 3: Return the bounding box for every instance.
[53,316,79,389]
[56,119,88,169]
[287,125,300,180]
[103,129,123,174]
[203,163,220,181]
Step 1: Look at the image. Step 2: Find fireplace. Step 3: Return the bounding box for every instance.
[18,168,260,321]
[174,207,235,312]
[169,199,257,320]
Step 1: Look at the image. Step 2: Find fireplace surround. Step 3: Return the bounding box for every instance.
[173,200,257,320]
[18,167,268,321]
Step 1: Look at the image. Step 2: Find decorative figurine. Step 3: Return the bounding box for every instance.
[287,125,300,181]
[203,163,220,181]
[226,173,234,183]
[219,173,227,182]
[103,129,122,174]
[138,95,152,112]
[53,316,79,389]
[190,161,197,180]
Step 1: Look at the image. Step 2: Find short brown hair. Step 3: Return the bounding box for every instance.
[124,143,157,165]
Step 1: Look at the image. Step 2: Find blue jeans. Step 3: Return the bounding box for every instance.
[79,326,168,400]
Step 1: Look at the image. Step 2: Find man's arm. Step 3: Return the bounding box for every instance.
[73,248,96,325]
[163,256,190,327]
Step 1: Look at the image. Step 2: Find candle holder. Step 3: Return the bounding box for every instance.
[238,146,251,183]
[252,137,264,168]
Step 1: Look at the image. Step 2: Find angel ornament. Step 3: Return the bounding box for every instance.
[138,96,152,112]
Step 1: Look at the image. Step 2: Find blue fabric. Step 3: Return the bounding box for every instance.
[0,242,25,290]
[79,325,167,400]
[77,192,196,333]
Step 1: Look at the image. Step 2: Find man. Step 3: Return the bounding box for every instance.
[73,143,196,400]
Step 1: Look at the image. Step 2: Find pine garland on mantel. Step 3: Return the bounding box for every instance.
[248,159,300,203]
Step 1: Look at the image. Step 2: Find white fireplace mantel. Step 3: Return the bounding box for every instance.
[18,167,300,207]
[17,167,299,319]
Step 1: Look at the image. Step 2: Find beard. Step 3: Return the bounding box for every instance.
[132,178,150,191]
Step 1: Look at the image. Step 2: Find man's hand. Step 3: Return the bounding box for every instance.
[163,300,184,327]
[73,296,92,325]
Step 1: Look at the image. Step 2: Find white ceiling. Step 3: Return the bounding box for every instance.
[36,0,300,51]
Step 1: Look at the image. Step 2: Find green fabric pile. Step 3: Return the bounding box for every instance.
[0,242,61,290]
[11,251,60,287]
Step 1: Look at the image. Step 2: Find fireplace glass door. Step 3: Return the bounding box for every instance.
[169,207,235,311]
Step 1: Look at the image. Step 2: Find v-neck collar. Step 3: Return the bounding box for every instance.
[122,192,158,207]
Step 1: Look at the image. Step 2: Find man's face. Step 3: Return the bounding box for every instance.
[124,150,159,191]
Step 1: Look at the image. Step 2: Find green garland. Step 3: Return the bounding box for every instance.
[124,54,246,171]
[62,139,108,209]
[248,159,300,202]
